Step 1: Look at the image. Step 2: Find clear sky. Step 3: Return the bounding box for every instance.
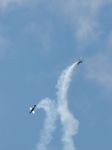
[0,0,112,150]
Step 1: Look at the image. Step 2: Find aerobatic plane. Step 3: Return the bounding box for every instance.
[29,105,37,114]
[77,60,83,65]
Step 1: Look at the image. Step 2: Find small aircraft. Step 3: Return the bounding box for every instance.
[29,105,37,114]
[77,60,83,65]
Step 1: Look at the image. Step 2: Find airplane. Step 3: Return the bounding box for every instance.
[77,60,83,65]
[29,105,37,114]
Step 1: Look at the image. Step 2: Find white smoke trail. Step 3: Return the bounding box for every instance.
[36,62,79,150]
[36,98,57,150]
[56,62,79,150]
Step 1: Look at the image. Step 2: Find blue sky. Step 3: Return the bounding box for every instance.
[0,0,112,150]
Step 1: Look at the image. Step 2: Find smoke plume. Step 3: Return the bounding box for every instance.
[36,98,57,150]
[36,62,79,150]
[56,62,79,150]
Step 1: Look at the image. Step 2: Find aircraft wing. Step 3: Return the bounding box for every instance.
[29,107,32,110]
[32,111,35,114]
